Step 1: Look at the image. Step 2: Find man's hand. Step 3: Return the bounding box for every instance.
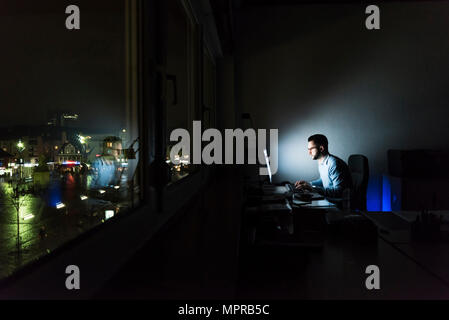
[294,180,307,188]
[294,180,313,191]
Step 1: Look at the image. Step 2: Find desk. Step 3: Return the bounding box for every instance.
[239,213,449,299]
[240,192,449,298]
[238,232,449,299]
[243,194,341,248]
[365,210,449,288]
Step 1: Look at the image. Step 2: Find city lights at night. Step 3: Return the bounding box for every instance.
[62,161,80,166]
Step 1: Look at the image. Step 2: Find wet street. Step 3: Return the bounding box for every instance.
[0,173,131,280]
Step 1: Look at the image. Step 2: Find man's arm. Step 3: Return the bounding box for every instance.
[308,178,324,194]
[310,178,323,187]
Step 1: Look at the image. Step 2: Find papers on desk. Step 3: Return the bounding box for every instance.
[292,199,336,208]
[305,200,336,207]
[292,198,311,206]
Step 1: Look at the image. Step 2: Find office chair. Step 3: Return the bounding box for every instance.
[348,154,369,211]
[325,155,375,243]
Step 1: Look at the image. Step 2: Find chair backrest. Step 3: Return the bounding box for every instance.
[348,154,369,211]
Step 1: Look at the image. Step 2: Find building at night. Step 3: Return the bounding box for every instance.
[0,149,13,177]
[56,142,83,164]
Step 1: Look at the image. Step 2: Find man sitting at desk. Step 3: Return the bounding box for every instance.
[295,134,352,199]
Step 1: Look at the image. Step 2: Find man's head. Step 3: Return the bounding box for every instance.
[307,134,328,160]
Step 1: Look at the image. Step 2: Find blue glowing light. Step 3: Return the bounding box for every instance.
[366,175,382,211]
[382,174,392,212]
[366,174,392,212]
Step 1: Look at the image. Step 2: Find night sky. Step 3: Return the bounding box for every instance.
[0,0,125,130]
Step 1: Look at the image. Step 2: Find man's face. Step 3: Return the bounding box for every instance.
[308,141,321,160]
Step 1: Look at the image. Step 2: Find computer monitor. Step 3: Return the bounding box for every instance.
[263,149,272,184]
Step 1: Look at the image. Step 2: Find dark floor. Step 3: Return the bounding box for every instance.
[94,167,243,299]
[93,169,449,300]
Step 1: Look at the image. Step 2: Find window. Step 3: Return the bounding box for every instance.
[0,1,141,281]
[202,47,217,130]
[165,0,199,184]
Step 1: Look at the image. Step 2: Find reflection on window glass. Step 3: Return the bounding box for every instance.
[166,0,198,184]
[0,0,140,280]
[202,47,216,130]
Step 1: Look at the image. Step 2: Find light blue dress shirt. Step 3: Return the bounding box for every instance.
[310,154,352,198]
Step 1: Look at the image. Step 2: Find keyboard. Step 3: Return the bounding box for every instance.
[285,183,297,192]
[263,182,322,195]
[285,182,306,193]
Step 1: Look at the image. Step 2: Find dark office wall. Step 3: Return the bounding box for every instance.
[234,2,449,203]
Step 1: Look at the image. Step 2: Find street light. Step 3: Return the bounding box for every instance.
[78,134,91,164]
[78,134,91,145]
[78,135,86,145]
[16,140,25,180]
[17,140,25,151]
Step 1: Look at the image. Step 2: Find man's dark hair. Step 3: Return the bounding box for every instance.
[308,134,328,151]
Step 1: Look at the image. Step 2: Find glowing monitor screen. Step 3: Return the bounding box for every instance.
[263,149,272,184]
